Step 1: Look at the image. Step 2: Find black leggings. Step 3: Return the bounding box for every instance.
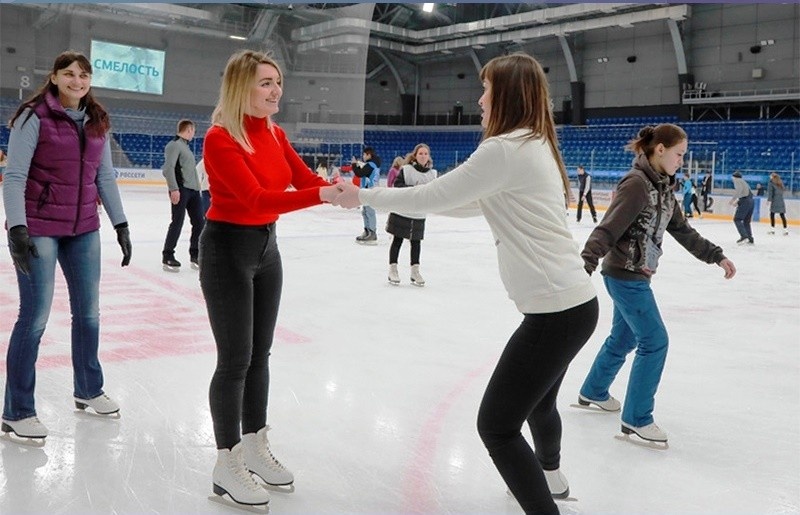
[770,213,787,228]
[389,236,421,265]
[478,298,599,515]
[200,221,282,449]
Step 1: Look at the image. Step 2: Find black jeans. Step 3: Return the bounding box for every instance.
[200,221,282,449]
[477,298,599,515]
[733,194,754,240]
[163,187,205,260]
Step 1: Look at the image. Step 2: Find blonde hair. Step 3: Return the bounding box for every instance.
[211,50,282,153]
[391,156,404,169]
[403,143,432,167]
[479,53,569,202]
[770,172,785,190]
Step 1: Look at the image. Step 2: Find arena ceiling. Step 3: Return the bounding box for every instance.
[15,3,687,67]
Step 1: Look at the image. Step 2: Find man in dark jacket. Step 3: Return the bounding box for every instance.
[576,165,598,223]
[161,119,204,271]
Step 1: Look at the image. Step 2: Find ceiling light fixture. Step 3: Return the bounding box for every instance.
[229,35,246,41]
[422,3,434,13]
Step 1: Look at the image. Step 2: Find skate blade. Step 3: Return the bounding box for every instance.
[614,434,669,450]
[506,489,578,502]
[74,407,121,419]
[251,475,295,494]
[569,403,616,414]
[208,494,269,513]
[261,482,295,494]
[1,431,47,448]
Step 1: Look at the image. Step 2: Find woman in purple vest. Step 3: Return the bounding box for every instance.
[1,51,132,442]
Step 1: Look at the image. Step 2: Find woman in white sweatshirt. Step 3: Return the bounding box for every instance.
[333,53,597,515]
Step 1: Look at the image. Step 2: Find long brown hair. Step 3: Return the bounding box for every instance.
[625,124,687,157]
[479,53,570,201]
[9,51,110,137]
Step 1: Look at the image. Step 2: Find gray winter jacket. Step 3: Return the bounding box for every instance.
[767,181,786,213]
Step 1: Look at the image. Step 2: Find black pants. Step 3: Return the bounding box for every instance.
[477,298,599,515]
[200,221,282,449]
[389,236,421,265]
[576,191,597,221]
[770,212,787,228]
[163,187,205,260]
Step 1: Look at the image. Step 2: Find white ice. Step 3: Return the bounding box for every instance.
[0,184,798,514]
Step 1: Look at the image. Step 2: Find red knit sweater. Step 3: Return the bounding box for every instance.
[203,116,328,225]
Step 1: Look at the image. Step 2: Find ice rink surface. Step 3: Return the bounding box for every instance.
[0,184,798,515]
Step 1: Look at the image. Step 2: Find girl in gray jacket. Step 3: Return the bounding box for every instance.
[766,172,788,235]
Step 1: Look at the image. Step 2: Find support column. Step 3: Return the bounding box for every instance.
[570,81,585,126]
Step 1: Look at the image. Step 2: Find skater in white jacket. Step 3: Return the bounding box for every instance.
[333,53,598,515]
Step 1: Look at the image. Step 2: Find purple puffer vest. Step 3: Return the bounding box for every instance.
[25,91,105,237]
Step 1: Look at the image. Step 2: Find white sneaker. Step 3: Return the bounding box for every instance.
[388,263,400,285]
[410,264,425,287]
[74,393,120,415]
[784,229,790,236]
[621,421,667,442]
[242,426,294,486]
[1,416,49,439]
[578,393,621,412]
[543,469,569,499]
[213,443,270,506]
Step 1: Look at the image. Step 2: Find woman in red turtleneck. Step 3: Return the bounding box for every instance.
[201,50,340,508]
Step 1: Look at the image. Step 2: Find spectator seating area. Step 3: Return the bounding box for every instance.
[1,98,797,194]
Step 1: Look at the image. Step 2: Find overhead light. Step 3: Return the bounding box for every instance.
[229,35,246,41]
[422,3,434,13]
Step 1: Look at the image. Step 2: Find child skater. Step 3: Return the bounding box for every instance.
[386,143,437,285]
[577,124,736,444]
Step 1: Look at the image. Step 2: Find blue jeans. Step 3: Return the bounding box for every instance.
[579,275,668,427]
[4,230,104,421]
[734,194,754,240]
[361,205,376,232]
[683,193,693,216]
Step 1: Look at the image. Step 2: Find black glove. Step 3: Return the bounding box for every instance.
[8,225,38,275]
[114,222,132,267]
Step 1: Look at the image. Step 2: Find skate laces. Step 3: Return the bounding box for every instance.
[229,448,262,492]
[259,426,287,471]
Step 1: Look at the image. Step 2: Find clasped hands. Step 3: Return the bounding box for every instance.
[320,181,362,209]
